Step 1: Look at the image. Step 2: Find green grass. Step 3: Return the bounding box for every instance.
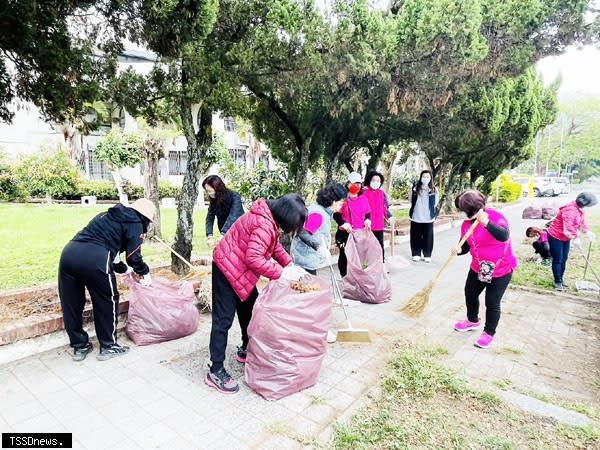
[332,342,600,450]
[0,203,214,290]
[512,210,600,293]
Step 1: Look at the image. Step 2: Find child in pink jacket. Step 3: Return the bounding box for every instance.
[546,192,597,291]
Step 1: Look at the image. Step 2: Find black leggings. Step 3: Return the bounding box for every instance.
[209,262,258,371]
[532,241,551,259]
[464,269,512,336]
[410,221,434,257]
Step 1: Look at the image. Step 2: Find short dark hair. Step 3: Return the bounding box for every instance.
[525,227,535,237]
[417,170,434,191]
[316,183,347,208]
[455,190,486,218]
[364,171,385,186]
[267,194,307,235]
[202,175,228,204]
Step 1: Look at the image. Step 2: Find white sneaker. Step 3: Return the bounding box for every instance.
[327,330,337,343]
[412,256,421,262]
[424,257,431,263]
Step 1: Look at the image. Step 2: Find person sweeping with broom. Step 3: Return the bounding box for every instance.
[451,190,518,349]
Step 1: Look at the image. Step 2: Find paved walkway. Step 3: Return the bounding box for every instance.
[1,195,599,449]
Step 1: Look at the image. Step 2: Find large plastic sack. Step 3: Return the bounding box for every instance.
[542,207,557,220]
[245,276,332,400]
[342,229,392,303]
[522,206,543,219]
[126,275,200,346]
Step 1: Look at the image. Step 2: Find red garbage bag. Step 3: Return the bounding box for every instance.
[245,276,332,400]
[126,275,200,346]
[542,207,557,220]
[342,229,392,303]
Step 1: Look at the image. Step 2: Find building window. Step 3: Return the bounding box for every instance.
[224,117,237,132]
[80,145,112,181]
[259,150,270,168]
[229,147,246,165]
[168,151,187,175]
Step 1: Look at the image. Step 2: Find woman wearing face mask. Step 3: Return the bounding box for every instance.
[451,190,517,349]
[333,172,372,277]
[409,170,439,262]
[362,171,395,260]
[206,194,308,394]
[546,192,597,291]
[202,175,244,248]
[291,183,347,275]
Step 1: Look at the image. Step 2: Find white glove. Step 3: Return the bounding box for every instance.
[388,216,396,225]
[317,245,331,264]
[139,273,152,287]
[112,254,121,264]
[364,219,372,230]
[573,238,582,248]
[586,230,596,244]
[281,264,307,281]
[341,223,352,233]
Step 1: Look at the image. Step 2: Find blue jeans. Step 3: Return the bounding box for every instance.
[548,235,570,284]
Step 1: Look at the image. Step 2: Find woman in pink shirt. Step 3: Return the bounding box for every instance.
[451,190,518,349]
[362,171,394,260]
[334,172,372,277]
[546,192,597,291]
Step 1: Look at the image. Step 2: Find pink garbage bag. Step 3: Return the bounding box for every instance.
[342,229,392,303]
[126,275,200,346]
[245,276,332,400]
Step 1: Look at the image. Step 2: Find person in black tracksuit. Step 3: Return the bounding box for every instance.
[58,199,155,362]
[202,175,244,248]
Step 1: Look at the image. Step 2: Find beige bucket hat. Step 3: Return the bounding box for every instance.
[130,198,156,221]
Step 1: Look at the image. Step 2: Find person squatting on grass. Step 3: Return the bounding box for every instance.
[206,194,308,394]
[546,192,597,291]
[452,190,518,349]
[362,171,395,261]
[333,172,372,277]
[291,183,347,276]
[202,175,244,248]
[525,226,552,265]
[58,199,156,362]
[409,170,439,263]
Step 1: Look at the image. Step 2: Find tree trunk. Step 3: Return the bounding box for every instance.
[62,122,82,162]
[111,170,128,204]
[143,136,163,239]
[172,99,212,275]
[293,133,314,194]
[367,141,386,172]
[380,148,399,194]
[325,143,348,184]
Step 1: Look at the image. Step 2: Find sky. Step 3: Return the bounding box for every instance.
[536,45,600,101]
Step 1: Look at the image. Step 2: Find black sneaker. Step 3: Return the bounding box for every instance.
[72,343,93,362]
[236,346,247,363]
[205,367,239,394]
[97,344,130,361]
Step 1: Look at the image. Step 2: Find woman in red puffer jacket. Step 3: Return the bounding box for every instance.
[205,194,308,394]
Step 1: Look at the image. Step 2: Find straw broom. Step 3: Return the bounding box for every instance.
[399,220,479,316]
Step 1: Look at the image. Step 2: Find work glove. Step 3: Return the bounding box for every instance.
[207,235,215,248]
[317,245,331,264]
[573,238,582,248]
[139,273,152,287]
[113,261,128,274]
[281,264,307,281]
[387,216,396,225]
[585,230,596,244]
[341,223,352,233]
[364,219,372,230]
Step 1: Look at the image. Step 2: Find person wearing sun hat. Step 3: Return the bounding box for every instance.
[58,198,156,362]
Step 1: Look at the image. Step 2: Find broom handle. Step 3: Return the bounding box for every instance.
[429,220,480,286]
[578,242,600,285]
[152,235,195,270]
[583,242,591,280]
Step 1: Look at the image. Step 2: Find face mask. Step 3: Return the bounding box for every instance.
[421,177,431,185]
[370,181,381,190]
[348,184,361,195]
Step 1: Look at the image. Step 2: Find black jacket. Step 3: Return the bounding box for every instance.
[72,204,150,275]
[206,190,244,236]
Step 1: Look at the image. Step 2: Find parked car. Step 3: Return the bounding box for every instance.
[553,176,570,195]
[533,177,560,197]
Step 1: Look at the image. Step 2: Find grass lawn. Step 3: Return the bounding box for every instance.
[333,341,599,449]
[0,203,215,290]
[512,210,600,293]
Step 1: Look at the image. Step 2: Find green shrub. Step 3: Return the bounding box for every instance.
[390,174,412,200]
[79,180,118,200]
[14,150,81,199]
[491,175,522,202]
[0,172,27,201]
[158,180,181,199]
[122,180,144,200]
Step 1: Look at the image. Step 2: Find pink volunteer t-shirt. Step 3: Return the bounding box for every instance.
[362,188,387,231]
[460,208,518,278]
[538,230,548,244]
[340,195,371,230]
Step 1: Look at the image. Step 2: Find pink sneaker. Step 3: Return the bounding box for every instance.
[454,319,482,332]
[474,331,494,349]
